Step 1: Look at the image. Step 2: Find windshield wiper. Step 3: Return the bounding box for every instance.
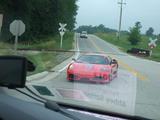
[15,87,81,120]
[45,101,81,120]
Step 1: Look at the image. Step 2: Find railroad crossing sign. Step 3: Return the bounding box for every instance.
[149,45,155,49]
[148,38,158,56]
[59,23,67,32]
[58,23,67,48]
[60,31,65,36]
[10,20,25,51]
[148,38,157,49]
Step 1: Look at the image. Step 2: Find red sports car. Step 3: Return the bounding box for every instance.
[67,54,118,83]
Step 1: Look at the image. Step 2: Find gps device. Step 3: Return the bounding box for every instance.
[0,55,27,88]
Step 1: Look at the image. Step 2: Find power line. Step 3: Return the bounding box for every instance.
[117,0,126,40]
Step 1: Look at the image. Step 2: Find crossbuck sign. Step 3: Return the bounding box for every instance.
[148,38,158,49]
[59,23,67,48]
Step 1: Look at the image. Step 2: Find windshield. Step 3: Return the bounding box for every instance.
[82,31,87,34]
[0,0,160,120]
[77,55,109,64]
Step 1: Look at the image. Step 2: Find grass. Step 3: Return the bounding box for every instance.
[95,33,160,62]
[0,32,75,75]
[0,31,74,50]
[25,52,59,75]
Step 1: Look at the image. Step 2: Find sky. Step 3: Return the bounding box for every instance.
[76,0,160,34]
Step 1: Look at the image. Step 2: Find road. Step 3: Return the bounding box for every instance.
[28,34,160,119]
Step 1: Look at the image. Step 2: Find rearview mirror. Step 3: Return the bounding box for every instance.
[0,55,28,88]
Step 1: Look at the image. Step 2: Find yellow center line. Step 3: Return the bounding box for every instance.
[88,37,149,81]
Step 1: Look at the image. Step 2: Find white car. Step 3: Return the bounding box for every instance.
[80,31,88,38]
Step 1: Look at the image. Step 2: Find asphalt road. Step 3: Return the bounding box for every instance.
[29,34,160,119]
[86,35,160,119]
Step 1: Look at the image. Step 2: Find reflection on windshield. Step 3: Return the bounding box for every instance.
[0,0,160,120]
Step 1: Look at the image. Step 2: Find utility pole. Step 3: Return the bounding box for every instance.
[117,0,126,40]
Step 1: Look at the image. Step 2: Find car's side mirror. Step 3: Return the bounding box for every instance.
[0,55,35,88]
[111,59,117,64]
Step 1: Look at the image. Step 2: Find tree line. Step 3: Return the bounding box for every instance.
[76,24,129,34]
[76,23,158,46]
[76,24,117,34]
[0,0,78,43]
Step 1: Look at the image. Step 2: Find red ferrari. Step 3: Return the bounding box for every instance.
[67,54,118,83]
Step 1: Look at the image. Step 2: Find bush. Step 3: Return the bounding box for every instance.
[128,22,142,45]
[128,27,141,45]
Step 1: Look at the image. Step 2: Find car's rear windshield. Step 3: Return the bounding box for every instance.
[77,55,109,65]
[82,31,87,34]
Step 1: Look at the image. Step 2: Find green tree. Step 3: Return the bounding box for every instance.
[135,21,142,29]
[0,0,78,43]
[128,22,142,45]
[146,27,154,36]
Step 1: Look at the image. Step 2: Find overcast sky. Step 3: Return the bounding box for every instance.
[76,0,160,34]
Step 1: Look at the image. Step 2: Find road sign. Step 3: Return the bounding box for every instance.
[148,38,158,56]
[59,23,67,48]
[60,31,65,36]
[59,23,67,32]
[9,20,26,52]
[149,45,155,49]
[148,38,157,49]
[10,20,25,36]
